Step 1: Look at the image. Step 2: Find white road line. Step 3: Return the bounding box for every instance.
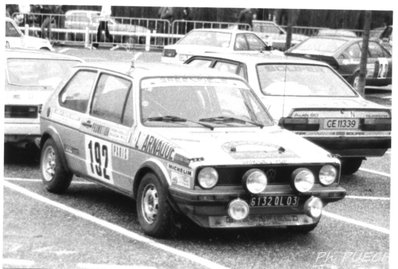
[77,263,156,269]
[323,211,389,235]
[345,195,390,201]
[359,168,390,178]
[3,181,229,269]
[2,258,35,267]
[4,177,94,185]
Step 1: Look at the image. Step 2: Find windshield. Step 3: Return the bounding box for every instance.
[178,31,232,48]
[292,38,348,54]
[257,64,358,97]
[6,59,81,89]
[140,77,273,128]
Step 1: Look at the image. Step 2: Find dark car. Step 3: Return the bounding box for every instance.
[285,36,392,90]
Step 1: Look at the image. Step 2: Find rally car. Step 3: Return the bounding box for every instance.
[184,52,391,174]
[40,62,345,237]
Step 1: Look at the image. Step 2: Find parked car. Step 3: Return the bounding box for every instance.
[184,52,391,174]
[161,28,271,64]
[370,25,392,54]
[252,20,308,51]
[4,48,83,148]
[39,62,345,237]
[64,10,149,43]
[5,17,53,51]
[285,35,392,90]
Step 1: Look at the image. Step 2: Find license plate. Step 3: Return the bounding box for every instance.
[323,118,359,129]
[249,195,299,207]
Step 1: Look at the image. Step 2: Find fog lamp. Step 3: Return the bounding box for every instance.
[227,199,249,221]
[304,196,323,219]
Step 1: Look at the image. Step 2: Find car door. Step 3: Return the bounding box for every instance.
[80,71,135,192]
[57,69,98,174]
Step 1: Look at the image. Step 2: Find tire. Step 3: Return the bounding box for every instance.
[40,138,72,194]
[287,223,318,233]
[341,158,363,175]
[137,173,174,237]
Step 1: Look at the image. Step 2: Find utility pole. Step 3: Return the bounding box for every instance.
[357,10,372,96]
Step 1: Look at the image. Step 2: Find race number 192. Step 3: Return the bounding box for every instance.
[85,136,113,183]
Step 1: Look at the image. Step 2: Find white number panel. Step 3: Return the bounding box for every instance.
[377,58,388,79]
[84,135,114,184]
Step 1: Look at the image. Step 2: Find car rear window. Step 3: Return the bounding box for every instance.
[291,38,348,54]
[6,58,81,89]
[257,64,358,97]
[178,31,232,48]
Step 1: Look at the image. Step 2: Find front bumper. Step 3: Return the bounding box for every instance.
[306,136,391,157]
[169,184,345,228]
[4,122,41,145]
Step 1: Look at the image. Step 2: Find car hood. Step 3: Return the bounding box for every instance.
[142,126,336,166]
[261,96,389,120]
[5,87,52,105]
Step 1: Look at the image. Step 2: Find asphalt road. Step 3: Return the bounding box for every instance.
[2,47,393,269]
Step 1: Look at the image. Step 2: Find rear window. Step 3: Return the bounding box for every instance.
[257,64,358,97]
[292,38,348,54]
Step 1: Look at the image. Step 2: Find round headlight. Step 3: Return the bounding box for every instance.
[243,169,268,194]
[319,165,337,186]
[292,168,315,193]
[198,167,218,189]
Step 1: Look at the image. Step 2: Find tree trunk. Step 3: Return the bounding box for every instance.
[285,9,300,51]
[358,11,372,96]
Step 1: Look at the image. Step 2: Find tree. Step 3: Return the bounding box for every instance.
[357,11,372,96]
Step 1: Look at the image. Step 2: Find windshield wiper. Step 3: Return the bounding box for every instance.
[199,116,264,128]
[145,115,215,130]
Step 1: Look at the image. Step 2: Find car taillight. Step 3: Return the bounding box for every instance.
[361,118,391,131]
[279,117,320,131]
[4,105,38,118]
[163,49,177,57]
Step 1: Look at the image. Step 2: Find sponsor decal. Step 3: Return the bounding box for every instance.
[134,131,175,160]
[51,108,81,128]
[168,163,193,189]
[92,123,110,136]
[65,145,79,155]
[112,144,129,160]
[222,141,297,159]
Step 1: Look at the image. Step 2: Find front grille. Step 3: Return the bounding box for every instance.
[5,105,38,118]
[196,165,327,186]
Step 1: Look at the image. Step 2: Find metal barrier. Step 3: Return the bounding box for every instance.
[12,12,364,50]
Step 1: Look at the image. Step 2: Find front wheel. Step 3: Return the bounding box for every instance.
[137,173,174,237]
[341,158,363,175]
[40,138,72,193]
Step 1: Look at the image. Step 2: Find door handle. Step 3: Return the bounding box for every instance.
[81,120,93,128]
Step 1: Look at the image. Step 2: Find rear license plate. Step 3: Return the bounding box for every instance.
[249,195,299,207]
[323,118,359,129]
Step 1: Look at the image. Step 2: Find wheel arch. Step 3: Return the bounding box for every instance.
[40,127,70,174]
[132,158,171,200]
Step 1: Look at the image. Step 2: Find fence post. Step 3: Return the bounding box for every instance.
[145,30,151,52]
[24,24,29,36]
[84,27,90,48]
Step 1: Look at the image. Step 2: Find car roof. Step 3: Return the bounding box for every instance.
[186,51,330,66]
[5,48,83,61]
[189,28,254,34]
[317,28,358,38]
[65,10,100,15]
[75,61,245,79]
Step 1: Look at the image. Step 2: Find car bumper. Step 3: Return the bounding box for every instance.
[306,136,391,157]
[4,122,41,145]
[169,185,345,228]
